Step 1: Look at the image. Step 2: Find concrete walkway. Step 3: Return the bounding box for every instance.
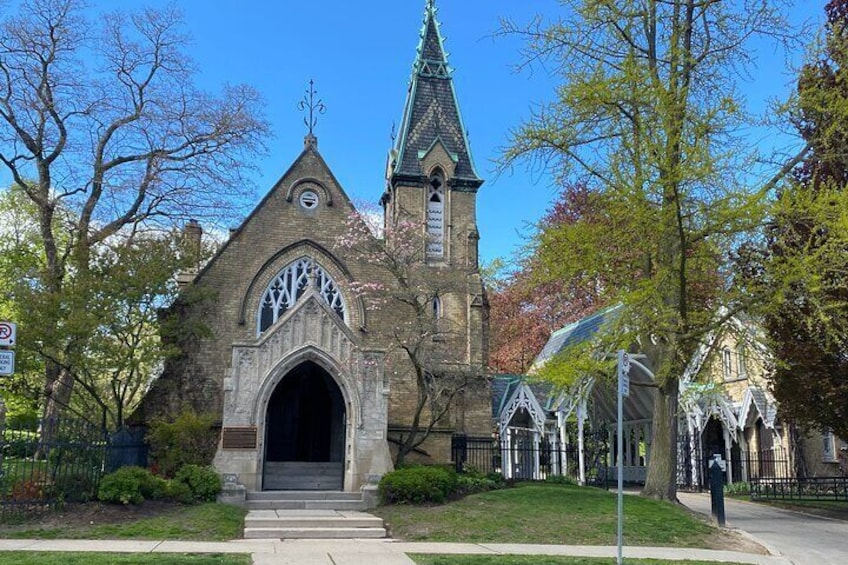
[679,491,848,565]
[0,538,794,564]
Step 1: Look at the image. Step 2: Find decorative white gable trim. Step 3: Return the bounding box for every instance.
[738,386,778,429]
[681,382,739,433]
[498,383,547,436]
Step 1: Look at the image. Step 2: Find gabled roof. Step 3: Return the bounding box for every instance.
[681,309,770,384]
[491,375,522,419]
[531,305,621,371]
[391,0,481,185]
[191,142,356,286]
[491,374,555,420]
[739,386,778,429]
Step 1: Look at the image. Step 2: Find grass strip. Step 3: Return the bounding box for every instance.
[410,555,750,565]
[0,553,251,565]
[1,503,245,541]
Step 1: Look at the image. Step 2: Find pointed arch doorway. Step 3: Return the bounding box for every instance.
[263,361,346,490]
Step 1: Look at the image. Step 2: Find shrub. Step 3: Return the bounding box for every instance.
[1,430,38,459]
[147,409,218,478]
[545,474,578,486]
[379,465,459,505]
[53,472,99,503]
[97,466,167,505]
[174,464,221,503]
[164,479,194,504]
[10,479,47,502]
[724,481,750,496]
[456,470,508,495]
[98,468,144,505]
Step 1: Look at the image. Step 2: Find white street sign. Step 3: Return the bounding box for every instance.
[0,350,14,376]
[617,350,630,398]
[0,321,15,347]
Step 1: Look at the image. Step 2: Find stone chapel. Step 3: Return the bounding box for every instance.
[134,1,491,496]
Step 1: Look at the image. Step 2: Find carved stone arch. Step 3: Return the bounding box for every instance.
[238,240,366,331]
[253,345,362,434]
[285,177,334,206]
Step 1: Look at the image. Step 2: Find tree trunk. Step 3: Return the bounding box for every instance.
[642,376,679,501]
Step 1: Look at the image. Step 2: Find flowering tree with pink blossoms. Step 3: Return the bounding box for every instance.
[336,209,472,466]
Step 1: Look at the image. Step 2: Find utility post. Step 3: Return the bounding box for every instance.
[616,349,631,565]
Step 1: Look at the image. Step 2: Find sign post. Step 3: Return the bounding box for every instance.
[0,322,16,376]
[616,350,631,565]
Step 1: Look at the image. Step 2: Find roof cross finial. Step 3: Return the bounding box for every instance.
[298,79,326,145]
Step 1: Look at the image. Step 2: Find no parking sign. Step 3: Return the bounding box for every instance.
[0,322,15,346]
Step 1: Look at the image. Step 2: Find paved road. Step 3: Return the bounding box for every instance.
[679,492,848,565]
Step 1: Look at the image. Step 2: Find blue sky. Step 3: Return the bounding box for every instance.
[89,0,816,265]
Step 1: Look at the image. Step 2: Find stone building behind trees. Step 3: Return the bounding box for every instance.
[134,1,491,496]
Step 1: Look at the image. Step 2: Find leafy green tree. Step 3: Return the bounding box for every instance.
[502,1,803,500]
[1,184,203,429]
[0,0,267,425]
[751,0,848,441]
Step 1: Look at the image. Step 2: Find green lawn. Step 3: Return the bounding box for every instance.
[411,556,749,565]
[0,553,250,565]
[374,483,741,550]
[0,503,245,541]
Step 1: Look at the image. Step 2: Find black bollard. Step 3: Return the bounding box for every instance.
[709,459,726,527]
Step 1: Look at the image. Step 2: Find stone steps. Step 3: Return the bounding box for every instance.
[245,490,367,511]
[263,462,344,491]
[243,509,386,540]
[246,490,363,501]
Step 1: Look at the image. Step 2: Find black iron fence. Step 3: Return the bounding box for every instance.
[0,419,148,521]
[677,429,794,493]
[750,476,848,501]
[451,430,610,487]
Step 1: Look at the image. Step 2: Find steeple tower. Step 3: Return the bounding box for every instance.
[388,0,482,190]
[385,0,484,268]
[383,0,488,370]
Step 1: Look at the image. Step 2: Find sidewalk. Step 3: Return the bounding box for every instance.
[679,491,848,565]
[0,538,794,564]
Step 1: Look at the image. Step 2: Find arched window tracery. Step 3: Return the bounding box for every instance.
[258,258,346,334]
[426,169,445,258]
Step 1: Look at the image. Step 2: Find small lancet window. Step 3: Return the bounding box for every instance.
[736,344,746,378]
[426,170,445,258]
[431,296,441,319]
[722,347,732,380]
[258,258,346,334]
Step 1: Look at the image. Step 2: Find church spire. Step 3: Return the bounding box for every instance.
[390,0,482,188]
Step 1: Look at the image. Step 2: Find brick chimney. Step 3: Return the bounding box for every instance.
[177,219,203,288]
